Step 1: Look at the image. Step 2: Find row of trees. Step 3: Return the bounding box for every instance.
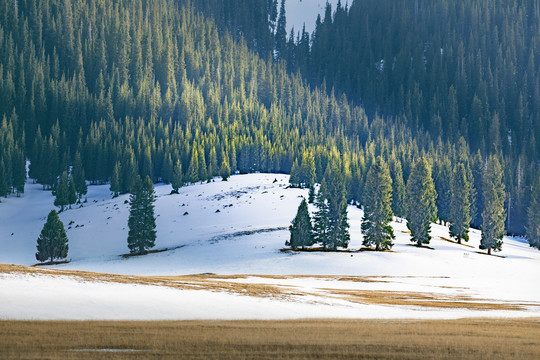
[289,153,520,254]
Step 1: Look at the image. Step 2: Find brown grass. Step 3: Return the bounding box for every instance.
[1,319,539,359]
[2,264,538,311]
[439,236,475,248]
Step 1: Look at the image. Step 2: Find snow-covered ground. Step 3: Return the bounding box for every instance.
[286,0,344,36]
[1,173,539,320]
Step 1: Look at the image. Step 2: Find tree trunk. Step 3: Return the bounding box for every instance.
[488,248,491,255]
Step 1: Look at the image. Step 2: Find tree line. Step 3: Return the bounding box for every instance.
[0,0,538,249]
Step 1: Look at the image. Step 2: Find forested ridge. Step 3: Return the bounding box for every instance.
[0,0,538,241]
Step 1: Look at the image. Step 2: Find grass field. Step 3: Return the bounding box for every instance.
[1,319,539,359]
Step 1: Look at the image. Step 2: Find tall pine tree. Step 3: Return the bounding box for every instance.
[287,198,314,250]
[526,170,540,250]
[127,176,157,255]
[449,163,472,244]
[480,155,506,255]
[35,210,69,263]
[406,158,438,247]
[361,157,395,251]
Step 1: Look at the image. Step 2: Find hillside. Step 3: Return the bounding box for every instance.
[1,174,539,320]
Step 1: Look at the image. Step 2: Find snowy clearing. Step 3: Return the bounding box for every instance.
[0,173,539,320]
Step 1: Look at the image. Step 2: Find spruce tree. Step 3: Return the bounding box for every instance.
[480,155,506,255]
[526,170,540,250]
[171,159,183,193]
[389,159,406,218]
[287,198,314,250]
[220,157,231,181]
[187,148,200,183]
[362,157,395,251]
[449,163,472,244]
[54,171,70,211]
[406,158,438,247]
[35,210,69,263]
[313,164,350,250]
[67,178,77,208]
[72,152,87,199]
[127,175,157,255]
[110,162,121,197]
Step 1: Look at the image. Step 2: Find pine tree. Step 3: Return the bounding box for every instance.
[313,164,350,250]
[308,184,316,204]
[480,155,506,255]
[299,151,316,188]
[171,159,183,193]
[287,198,314,250]
[127,175,157,255]
[275,0,287,60]
[389,159,406,218]
[220,157,231,181]
[54,171,70,211]
[289,158,300,187]
[362,157,395,251]
[406,158,438,247]
[35,210,69,263]
[187,148,200,183]
[449,163,472,244]
[111,162,121,198]
[67,178,77,208]
[72,152,87,199]
[526,170,540,250]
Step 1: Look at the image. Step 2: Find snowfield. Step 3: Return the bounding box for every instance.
[0,173,539,320]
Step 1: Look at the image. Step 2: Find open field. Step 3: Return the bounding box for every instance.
[1,319,540,359]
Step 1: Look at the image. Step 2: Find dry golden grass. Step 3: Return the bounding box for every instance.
[1,319,540,359]
[2,264,538,311]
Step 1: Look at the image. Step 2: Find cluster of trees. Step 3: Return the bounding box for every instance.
[0,112,25,198]
[288,161,349,251]
[289,152,516,254]
[0,0,539,251]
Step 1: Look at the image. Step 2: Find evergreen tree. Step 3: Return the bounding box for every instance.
[54,171,70,211]
[308,184,316,204]
[526,171,540,250]
[287,198,314,250]
[110,162,121,198]
[389,159,406,218]
[298,151,316,188]
[127,175,157,255]
[361,157,395,251]
[289,158,300,187]
[449,163,472,244]
[35,210,69,263]
[67,178,77,208]
[480,155,506,255]
[313,164,350,250]
[275,0,287,60]
[72,152,87,199]
[406,158,438,247]
[171,160,183,193]
[220,157,231,181]
[187,148,200,183]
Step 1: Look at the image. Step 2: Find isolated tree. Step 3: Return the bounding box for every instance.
[362,157,395,251]
[480,156,506,255]
[35,210,69,263]
[449,163,472,244]
[406,158,438,247]
[171,159,183,193]
[526,171,540,250]
[127,176,157,255]
[287,198,313,249]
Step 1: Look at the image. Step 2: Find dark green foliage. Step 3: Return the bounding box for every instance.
[287,198,314,249]
[449,163,472,244]
[220,157,231,181]
[526,171,540,250]
[434,158,452,223]
[389,158,406,218]
[361,157,395,251]
[127,176,157,255]
[406,158,438,247]
[72,152,87,199]
[171,160,184,192]
[54,171,70,212]
[308,184,315,204]
[480,156,506,255]
[313,163,350,250]
[110,162,121,198]
[35,210,69,263]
